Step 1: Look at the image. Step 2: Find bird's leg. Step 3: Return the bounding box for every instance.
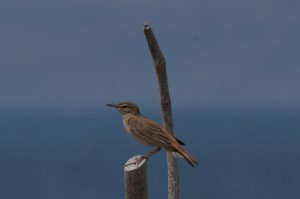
[141,147,161,160]
[126,147,161,166]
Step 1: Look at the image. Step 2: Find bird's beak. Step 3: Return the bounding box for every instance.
[107,103,118,108]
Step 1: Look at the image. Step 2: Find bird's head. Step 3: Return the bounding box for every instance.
[107,101,141,115]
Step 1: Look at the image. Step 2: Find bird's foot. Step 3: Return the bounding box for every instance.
[125,155,148,167]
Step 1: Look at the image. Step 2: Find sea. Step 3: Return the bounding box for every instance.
[1,108,299,199]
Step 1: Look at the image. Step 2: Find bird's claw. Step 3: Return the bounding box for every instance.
[125,156,147,167]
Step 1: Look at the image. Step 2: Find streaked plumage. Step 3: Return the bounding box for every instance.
[107,101,198,167]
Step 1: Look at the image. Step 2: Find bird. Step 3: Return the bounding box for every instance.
[107,101,198,167]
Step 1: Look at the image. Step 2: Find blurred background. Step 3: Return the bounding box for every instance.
[1,0,300,198]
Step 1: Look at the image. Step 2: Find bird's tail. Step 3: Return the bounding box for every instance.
[164,129,198,167]
[174,145,198,167]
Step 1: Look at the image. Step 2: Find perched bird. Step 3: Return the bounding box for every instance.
[107,101,198,167]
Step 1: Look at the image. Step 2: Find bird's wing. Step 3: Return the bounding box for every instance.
[127,116,198,166]
[127,116,173,149]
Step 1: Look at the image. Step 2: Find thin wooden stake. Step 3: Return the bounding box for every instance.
[144,23,179,199]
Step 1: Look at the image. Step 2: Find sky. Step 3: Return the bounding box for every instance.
[1,0,300,112]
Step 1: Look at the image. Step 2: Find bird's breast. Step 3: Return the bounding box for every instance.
[122,116,133,134]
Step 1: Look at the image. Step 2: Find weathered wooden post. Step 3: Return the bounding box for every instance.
[124,155,148,199]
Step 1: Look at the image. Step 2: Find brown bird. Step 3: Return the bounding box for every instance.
[107,101,198,167]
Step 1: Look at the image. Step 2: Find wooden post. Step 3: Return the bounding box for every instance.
[144,24,179,199]
[124,155,148,199]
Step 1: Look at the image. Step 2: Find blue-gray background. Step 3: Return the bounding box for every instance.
[1,0,300,198]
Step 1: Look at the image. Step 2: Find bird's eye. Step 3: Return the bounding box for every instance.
[120,104,129,109]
